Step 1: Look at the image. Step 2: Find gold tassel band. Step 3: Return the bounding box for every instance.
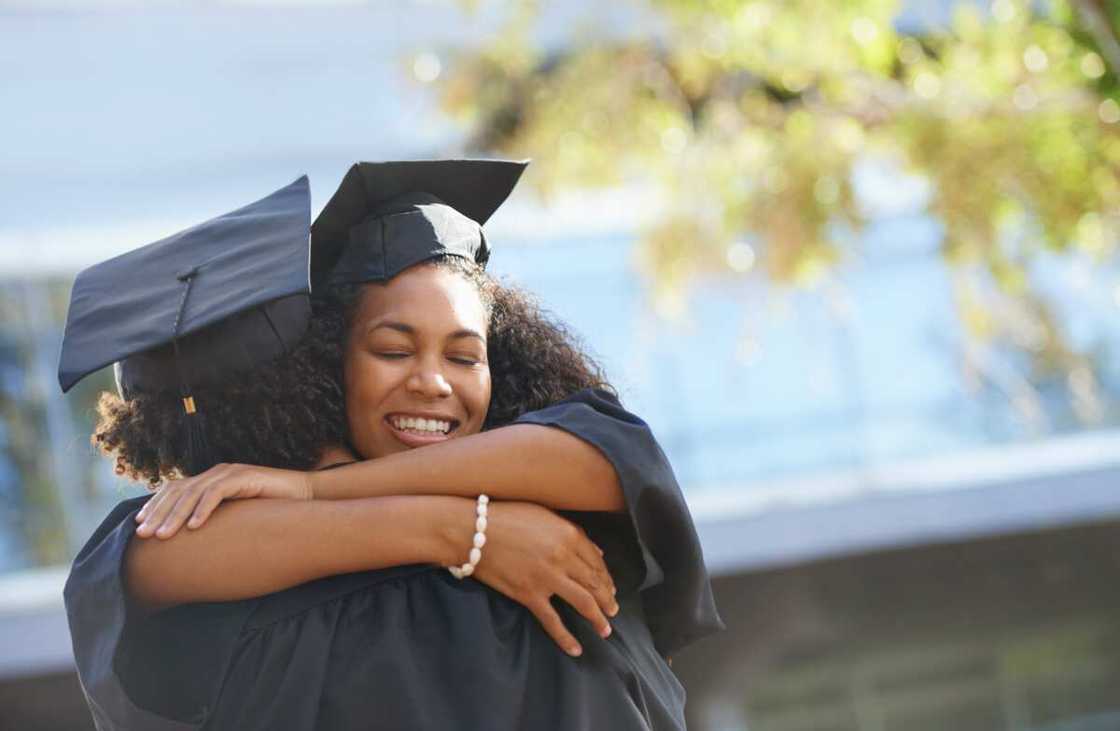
[182,396,197,414]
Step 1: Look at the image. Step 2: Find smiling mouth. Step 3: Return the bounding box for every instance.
[384,414,460,437]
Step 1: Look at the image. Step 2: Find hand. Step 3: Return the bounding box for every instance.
[135,463,312,539]
[470,501,620,658]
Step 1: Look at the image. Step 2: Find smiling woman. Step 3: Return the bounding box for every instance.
[63,161,722,731]
[342,264,493,455]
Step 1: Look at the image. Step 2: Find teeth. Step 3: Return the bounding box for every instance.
[390,416,451,434]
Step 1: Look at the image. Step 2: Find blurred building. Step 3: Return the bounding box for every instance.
[2,2,1119,730]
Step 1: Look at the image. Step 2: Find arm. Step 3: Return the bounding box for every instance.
[148,387,723,655]
[127,494,618,654]
[135,421,623,540]
[310,424,624,510]
[126,495,473,609]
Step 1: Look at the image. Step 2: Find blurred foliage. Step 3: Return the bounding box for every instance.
[434,0,1120,428]
[0,279,109,570]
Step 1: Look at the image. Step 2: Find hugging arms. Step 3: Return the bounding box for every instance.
[125,414,632,656]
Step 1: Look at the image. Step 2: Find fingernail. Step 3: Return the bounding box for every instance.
[609,603,620,617]
[188,518,199,528]
[157,526,169,537]
[611,586,617,596]
[568,645,582,657]
[600,624,612,638]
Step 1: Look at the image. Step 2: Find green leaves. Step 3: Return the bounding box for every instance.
[435,0,1120,424]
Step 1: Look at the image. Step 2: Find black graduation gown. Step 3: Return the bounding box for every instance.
[64,389,724,730]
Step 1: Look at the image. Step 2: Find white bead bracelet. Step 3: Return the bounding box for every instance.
[448,494,489,579]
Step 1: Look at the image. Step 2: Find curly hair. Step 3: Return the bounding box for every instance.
[93,300,350,486]
[93,256,613,486]
[481,273,615,428]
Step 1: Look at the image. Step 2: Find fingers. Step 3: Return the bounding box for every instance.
[187,486,228,530]
[135,488,162,524]
[554,576,612,642]
[156,482,212,538]
[569,556,619,620]
[137,485,193,539]
[529,599,583,658]
[569,533,618,613]
[574,537,615,593]
[136,467,226,539]
[135,485,180,538]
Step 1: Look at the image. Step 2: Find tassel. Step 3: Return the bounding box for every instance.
[170,268,215,475]
[180,398,214,476]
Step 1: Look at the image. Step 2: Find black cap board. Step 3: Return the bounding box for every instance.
[310,159,528,289]
[58,176,312,396]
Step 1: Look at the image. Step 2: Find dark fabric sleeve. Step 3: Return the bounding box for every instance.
[63,496,257,730]
[513,388,725,656]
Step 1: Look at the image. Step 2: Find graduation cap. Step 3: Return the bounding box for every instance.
[58,176,312,476]
[310,159,528,289]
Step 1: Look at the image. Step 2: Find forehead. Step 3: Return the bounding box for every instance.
[352,264,487,332]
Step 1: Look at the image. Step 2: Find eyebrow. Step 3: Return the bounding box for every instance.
[368,321,485,343]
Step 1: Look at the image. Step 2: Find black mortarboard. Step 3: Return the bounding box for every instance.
[310,159,528,289]
[58,176,312,397]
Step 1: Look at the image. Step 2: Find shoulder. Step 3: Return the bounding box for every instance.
[518,388,647,427]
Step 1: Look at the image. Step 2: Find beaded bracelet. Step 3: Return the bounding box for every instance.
[448,494,489,579]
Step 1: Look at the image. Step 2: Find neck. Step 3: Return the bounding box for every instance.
[314,444,359,470]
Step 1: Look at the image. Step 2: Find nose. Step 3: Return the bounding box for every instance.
[406,357,453,399]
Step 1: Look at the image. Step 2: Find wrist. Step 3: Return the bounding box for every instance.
[435,496,479,568]
[447,494,489,579]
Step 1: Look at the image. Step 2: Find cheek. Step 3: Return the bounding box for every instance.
[343,352,391,422]
[464,368,492,424]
